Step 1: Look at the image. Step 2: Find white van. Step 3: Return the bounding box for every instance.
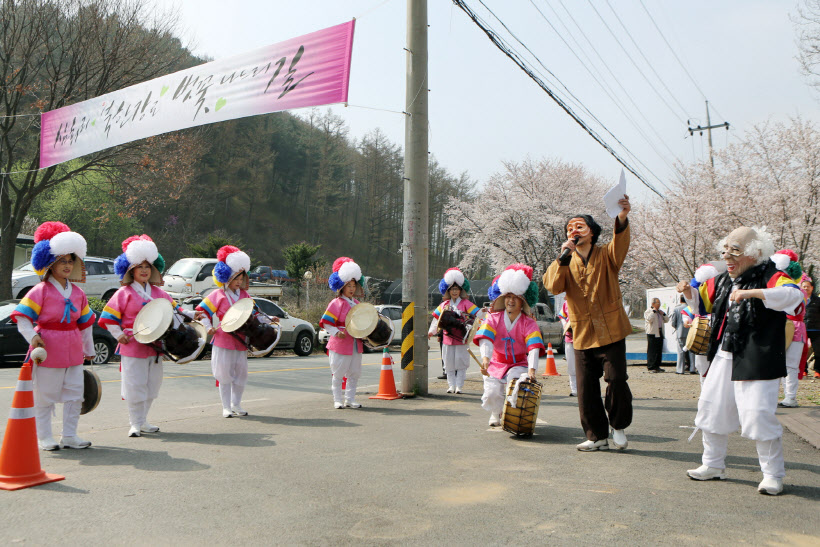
[163,258,218,299]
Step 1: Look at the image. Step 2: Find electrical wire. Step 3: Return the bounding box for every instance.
[451,0,665,197]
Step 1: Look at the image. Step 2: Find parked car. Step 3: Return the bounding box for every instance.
[11,257,120,301]
[248,266,273,282]
[180,296,315,357]
[532,302,564,353]
[318,304,402,352]
[0,300,118,366]
[162,258,218,299]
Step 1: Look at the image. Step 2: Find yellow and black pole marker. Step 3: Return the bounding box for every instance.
[401,301,414,374]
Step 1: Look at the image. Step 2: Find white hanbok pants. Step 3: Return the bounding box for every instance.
[695,351,785,479]
[212,346,248,410]
[781,341,803,402]
[32,364,83,439]
[329,349,362,403]
[442,344,469,389]
[565,342,577,395]
[482,365,528,416]
[694,354,709,386]
[121,355,163,427]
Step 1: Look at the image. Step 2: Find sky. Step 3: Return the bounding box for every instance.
[168,0,820,204]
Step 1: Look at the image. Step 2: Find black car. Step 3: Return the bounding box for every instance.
[0,300,117,366]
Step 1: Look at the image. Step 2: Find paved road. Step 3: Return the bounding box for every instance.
[0,348,818,545]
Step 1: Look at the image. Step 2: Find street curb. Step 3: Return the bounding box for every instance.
[778,407,820,449]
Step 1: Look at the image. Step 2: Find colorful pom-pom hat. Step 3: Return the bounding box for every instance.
[113,235,165,285]
[328,257,364,295]
[490,263,539,314]
[487,274,501,302]
[213,245,251,290]
[30,221,87,282]
[438,267,471,296]
[771,249,803,281]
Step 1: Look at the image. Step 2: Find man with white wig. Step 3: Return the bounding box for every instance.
[677,226,804,496]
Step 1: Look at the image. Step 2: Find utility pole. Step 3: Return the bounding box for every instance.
[687,100,729,168]
[401,0,429,395]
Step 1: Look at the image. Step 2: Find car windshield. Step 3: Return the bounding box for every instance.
[14,262,35,272]
[251,266,267,273]
[0,302,17,320]
[165,259,202,277]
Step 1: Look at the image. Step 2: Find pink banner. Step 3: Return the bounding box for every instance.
[40,20,355,169]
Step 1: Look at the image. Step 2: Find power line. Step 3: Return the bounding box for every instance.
[451,0,664,197]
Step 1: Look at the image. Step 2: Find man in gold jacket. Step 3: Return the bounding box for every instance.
[544,195,632,452]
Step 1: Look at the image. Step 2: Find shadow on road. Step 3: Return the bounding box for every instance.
[51,446,209,472]
[239,414,360,428]
[156,431,276,447]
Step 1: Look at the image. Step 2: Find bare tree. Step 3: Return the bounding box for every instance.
[795,0,820,90]
[0,0,197,298]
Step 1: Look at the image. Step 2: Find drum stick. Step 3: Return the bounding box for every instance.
[467,348,489,376]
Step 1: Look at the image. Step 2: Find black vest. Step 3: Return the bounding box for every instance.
[706,261,787,381]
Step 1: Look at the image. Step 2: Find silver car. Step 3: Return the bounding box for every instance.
[11,257,121,300]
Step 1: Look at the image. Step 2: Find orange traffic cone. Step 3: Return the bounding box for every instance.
[0,361,65,490]
[370,348,403,400]
[542,343,560,377]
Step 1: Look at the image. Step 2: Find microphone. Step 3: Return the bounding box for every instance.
[559,236,580,261]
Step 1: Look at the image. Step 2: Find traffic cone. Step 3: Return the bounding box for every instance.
[370,348,403,400]
[0,361,65,490]
[542,343,560,377]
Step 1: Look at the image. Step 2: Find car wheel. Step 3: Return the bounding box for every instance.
[102,289,117,302]
[92,338,114,364]
[294,331,314,356]
[16,287,34,299]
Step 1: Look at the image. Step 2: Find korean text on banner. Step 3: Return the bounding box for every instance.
[40,20,356,169]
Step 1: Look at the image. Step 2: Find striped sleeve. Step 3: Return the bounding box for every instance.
[196,295,218,321]
[767,271,801,291]
[77,301,96,330]
[11,295,42,323]
[525,329,545,352]
[319,300,338,329]
[464,303,479,317]
[473,321,497,344]
[99,290,124,328]
[431,303,444,320]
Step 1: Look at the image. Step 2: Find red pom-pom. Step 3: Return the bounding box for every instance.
[121,234,152,252]
[444,267,461,275]
[332,256,353,273]
[506,263,533,280]
[776,249,799,262]
[217,245,240,263]
[34,221,70,243]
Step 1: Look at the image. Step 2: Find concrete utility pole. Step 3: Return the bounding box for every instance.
[400,0,429,396]
[687,100,729,169]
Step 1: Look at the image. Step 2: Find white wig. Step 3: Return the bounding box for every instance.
[716,226,775,265]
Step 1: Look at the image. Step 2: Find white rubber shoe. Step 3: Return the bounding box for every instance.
[140,423,160,433]
[488,413,501,427]
[128,426,141,437]
[231,406,249,416]
[38,436,60,451]
[687,465,727,481]
[611,429,628,450]
[576,439,609,451]
[60,436,91,449]
[758,477,783,495]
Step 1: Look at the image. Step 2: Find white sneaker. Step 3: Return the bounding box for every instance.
[446,387,454,393]
[611,428,628,450]
[576,439,609,451]
[488,413,501,427]
[687,465,727,481]
[454,387,462,394]
[778,399,798,408]
[38,436,60,451]
[222,408,233,418]
[140,423,160,433]
[758,477,784,495]
[344,401,362,409]
[128,426,141,437]
[60,435,91,449]
[231,406,248,416]
[334,401,344,409]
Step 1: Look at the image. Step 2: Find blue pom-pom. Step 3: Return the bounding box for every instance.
[214,261,233,284]
[328,271,344,292]
[31,241,55,273]
[114,254,131,279]
[488,281,501,301]
[438,279,449,295]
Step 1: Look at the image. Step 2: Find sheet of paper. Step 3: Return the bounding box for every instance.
[604,169,627,218]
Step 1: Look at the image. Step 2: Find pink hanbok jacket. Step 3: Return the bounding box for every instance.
[320,297,363,355]
[431,298,479,345]
[473,311,545,379]
[100,284,181,358]
[11,282,95,368]
[196,288,251,351]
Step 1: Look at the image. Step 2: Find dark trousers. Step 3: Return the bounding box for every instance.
[646,334,664,370]
[808,331,820,372]
[574,338,633,441]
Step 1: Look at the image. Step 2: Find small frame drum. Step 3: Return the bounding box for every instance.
[501,378,542,436]
[166,321,208,364]
[221,298,281,357]
[81,367,101,415]
[364,314,394,350]
[684,316,711,355]
[133,299,207,363]
[438,309,473,344]
[346,303,394,350]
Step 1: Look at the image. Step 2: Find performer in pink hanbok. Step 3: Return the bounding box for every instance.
[319,257,366,409]
[473,264,545,427]
[11,222,96,451]
[557,300,577,397]
[100,235,199,437]
[428,268,479,394]
[196,245,257,418]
